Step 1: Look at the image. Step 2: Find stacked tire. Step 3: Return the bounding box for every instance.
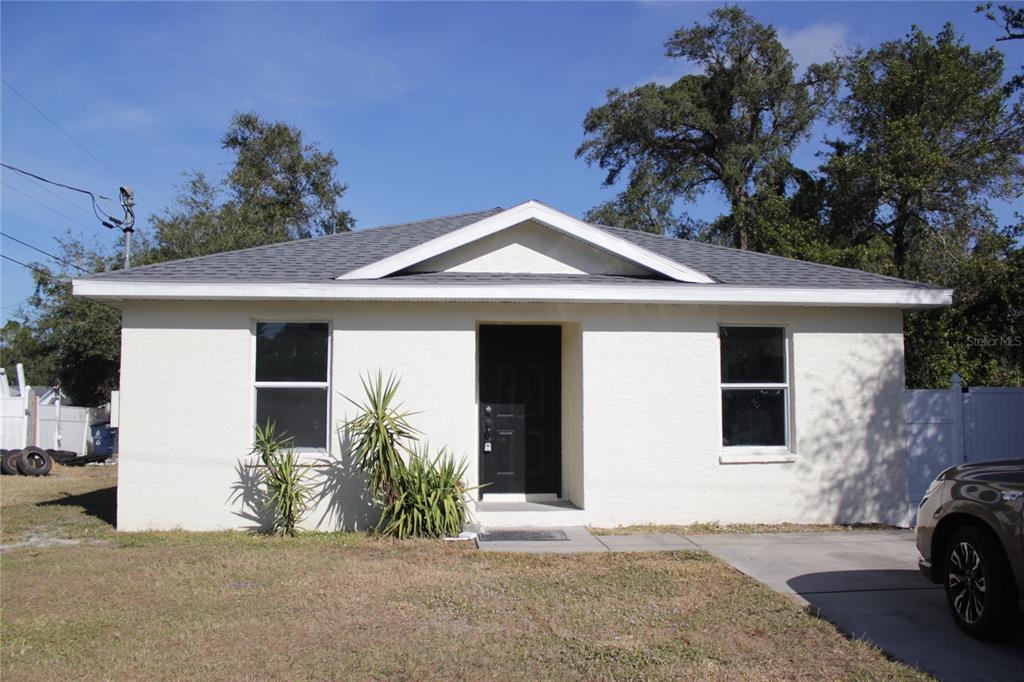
[0,449,19,475]
[0,447,53,476]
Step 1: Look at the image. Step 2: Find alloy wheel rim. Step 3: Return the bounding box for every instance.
[948,541,986,624]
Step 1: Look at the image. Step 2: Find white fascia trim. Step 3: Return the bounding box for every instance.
[72,279,954,308]
[336,200,716,284]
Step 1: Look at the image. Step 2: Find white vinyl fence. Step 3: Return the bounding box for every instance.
[37,404,91,454]
[906,374,1024,506]
[0,396,91,455]
[0,396,28,449]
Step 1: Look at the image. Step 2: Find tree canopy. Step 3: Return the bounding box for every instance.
[152,112,354,261]
[977,2,1024,92]
[577,6,836,247]
[824,24,1023,278]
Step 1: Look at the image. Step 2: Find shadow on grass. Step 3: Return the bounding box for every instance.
[38,486,117,528]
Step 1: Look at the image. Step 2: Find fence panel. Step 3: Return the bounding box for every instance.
[0,396,27,449]
[36,404,91,455]
[905,376,1024,509]
[905,389,960,506]
[963,388,1024,462]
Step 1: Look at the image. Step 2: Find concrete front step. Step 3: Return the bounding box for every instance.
[471,499,585,529]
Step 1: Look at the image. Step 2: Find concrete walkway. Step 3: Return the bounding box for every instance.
[476,526,696,553]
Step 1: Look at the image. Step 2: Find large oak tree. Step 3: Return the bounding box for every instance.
[577,6,835,246]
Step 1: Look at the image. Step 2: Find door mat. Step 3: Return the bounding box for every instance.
[479,530,569,542]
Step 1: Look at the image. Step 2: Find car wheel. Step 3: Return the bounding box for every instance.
[16,446,53,476]
[1,449,21,475]
[944,525,1019,640]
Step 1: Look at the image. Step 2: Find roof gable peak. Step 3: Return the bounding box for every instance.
[336,200,715,283]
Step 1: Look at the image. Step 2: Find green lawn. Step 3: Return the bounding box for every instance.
[1,466,929,681]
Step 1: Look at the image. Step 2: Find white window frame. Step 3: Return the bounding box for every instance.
[718,324,795,464]
[251,320,332,452]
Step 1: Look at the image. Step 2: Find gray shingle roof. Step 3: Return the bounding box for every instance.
[84,209,504,283]
[81,206,940,290]
[596,223,939,290]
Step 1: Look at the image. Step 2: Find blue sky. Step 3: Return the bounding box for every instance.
[2,1,1021,322]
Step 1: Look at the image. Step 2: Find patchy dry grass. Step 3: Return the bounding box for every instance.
[590,522,896,536]
[0,465,118,544]
[1,466,928,681]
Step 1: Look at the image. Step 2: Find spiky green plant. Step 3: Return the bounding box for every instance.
[251,421,313,536]
[342,372,419,503]
[263,448,312,536]
[376,444,480,539]
[251,421,293,467]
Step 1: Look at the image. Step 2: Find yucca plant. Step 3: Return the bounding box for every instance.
[251,421,313,536]
[376,444,480,539]
[263,448,312,536]
[251,421,292,467]
[342,371,419,504]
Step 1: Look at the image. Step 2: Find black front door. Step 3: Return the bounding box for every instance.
[479,325,561,496]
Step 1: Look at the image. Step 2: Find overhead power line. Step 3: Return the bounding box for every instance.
[1,232,89,273]
[1,253,67,281]
[1,253,120,313]
[1,161,112,199]
[2,162,119,224]
[18,172,98,219]
[1,77,160,214]
[1,180,104,235]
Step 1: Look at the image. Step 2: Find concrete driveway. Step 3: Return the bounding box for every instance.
[689,530,1024,682]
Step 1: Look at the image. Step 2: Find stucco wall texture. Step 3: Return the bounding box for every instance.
[116,301,907,531]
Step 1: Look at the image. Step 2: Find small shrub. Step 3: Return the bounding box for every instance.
[376,444,478,539]
[251,422,313,536]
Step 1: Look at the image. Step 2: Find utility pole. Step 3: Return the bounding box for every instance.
[119,186,135,270]
[100,186,136,269]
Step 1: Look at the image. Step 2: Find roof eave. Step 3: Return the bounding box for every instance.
[72,279,953,309]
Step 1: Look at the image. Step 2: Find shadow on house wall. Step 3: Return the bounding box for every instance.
[798,343,918,525]
[311,428,378,531]
[229,460,274,531]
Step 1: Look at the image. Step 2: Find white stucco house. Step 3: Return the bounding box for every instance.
[73,200,952,531]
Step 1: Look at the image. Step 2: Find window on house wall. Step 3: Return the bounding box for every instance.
[254,322,329,449]
[719,326,789,448]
